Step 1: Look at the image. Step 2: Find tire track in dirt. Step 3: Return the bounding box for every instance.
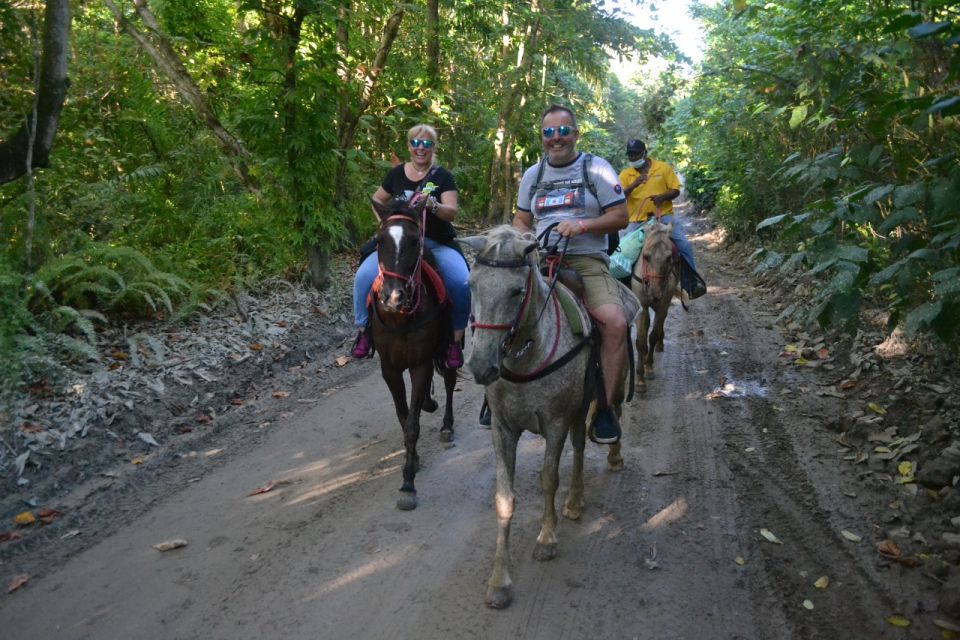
[678,221,904,639]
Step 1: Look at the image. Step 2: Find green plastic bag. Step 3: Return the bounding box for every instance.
[609,226,645,279]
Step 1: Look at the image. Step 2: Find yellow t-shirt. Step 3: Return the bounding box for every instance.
[618,159,681,222]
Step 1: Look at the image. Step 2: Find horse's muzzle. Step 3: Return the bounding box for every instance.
[468,361,501,386]
[379,287,409,313]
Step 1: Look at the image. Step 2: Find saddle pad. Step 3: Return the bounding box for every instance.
[616,279,641,325]
[555,283,592,337]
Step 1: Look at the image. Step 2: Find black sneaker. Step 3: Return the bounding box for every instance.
[689,280,707,300]
[589,406,621,444]
[479,399,492,427]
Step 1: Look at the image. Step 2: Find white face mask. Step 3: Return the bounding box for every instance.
[628,158,646,169]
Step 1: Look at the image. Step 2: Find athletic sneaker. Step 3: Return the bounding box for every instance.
[589,406,621,444]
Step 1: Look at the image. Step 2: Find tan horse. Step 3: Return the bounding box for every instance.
[461,225,637,609]
[630,219,680,391]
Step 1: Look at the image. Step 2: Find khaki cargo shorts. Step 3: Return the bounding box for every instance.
[562,255,623,310]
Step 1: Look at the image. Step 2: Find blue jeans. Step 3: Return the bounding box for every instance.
[625,215,697,293]
[353,239,471,331]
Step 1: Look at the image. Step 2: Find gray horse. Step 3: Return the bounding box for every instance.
[630,219,680,391]
[461,225,638,609]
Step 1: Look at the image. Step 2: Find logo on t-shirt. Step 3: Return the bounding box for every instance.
[614,184,622,194]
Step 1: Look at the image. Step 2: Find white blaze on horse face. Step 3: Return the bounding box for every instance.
[387,225,404,257]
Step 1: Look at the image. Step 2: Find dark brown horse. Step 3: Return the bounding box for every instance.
[370,197,457,511]
[630,219,680,391]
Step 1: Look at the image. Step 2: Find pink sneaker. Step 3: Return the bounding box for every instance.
[351,331,372,358]
[445,342,464,369]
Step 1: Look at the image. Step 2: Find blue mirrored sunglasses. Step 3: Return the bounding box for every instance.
[409,138,434,148]
[542,125,573,138]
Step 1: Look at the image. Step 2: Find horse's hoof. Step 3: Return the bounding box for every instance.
[655,344,664,353]
[607,459,625,473]
[533,542,558,561]
[635,381,647,393]
[439,428,454,443]
[562,503,583,521]
[396,492,418,511]
[485,586,513,609]
[646,367,656,379]
[423,397,438,413]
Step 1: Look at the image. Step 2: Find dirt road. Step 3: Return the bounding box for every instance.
[0,214,934,639]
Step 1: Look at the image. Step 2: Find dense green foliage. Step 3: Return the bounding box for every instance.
[668,0,960,341]
[0,0,662,394]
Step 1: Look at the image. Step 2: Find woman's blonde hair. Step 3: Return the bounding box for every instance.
[407,124,437,143]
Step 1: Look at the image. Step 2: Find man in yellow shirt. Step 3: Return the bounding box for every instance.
[618,139,706,300]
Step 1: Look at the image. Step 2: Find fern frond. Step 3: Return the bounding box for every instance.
[132,281,173,313]
[62,281,115,309]
[60,265,126,292]
[86,244,157,276]
[50,306,98,343]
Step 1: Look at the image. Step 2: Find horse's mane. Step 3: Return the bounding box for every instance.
[374,196,421,227]
[478,225,539,264]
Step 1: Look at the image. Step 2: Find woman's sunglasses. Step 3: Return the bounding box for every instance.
[409,138,434,148]
[542,125,573,138]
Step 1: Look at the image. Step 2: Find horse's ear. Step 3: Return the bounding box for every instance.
[458,235,486,252]
[522,241,538,257]
[371,198,390,222]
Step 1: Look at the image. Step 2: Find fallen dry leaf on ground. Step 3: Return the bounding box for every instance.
[335,355,351,367]
[886,615,910,628]
[248,479,293,496]
[814,576,829,589]
[841,530,862,542]
[37,508,60,524]
[7,574,28,593]
[249,480,277,496]
[0,531,23,543]
[272,390,290,398]
[153,539,188,551]
[760,528,783,544]
[13,511,36,526]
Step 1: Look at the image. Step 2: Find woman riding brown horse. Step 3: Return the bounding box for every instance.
[370,197,457,511]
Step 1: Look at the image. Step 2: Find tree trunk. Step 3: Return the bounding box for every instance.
[486,2,543,222]
[0,0,71,185]
[331,1,405,233]
[426,0,439,85]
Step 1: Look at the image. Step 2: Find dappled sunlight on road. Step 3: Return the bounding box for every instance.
[300,542,419,603]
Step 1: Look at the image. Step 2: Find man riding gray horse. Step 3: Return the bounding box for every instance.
[512,103,630,444]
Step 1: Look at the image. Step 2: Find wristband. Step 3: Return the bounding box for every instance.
[577,220,587,234]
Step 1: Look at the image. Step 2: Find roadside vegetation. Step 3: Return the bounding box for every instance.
[1,0,957,406]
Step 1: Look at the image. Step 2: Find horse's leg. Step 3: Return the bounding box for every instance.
[534,429,565,561]
[396,363,431,511]
[643,305,657,378]
[563,420,585,521]
[636,306,651,390]
[649,302,669,372]
[380,364,409,424]
[439,367,456,443]
[486,423,520,609]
